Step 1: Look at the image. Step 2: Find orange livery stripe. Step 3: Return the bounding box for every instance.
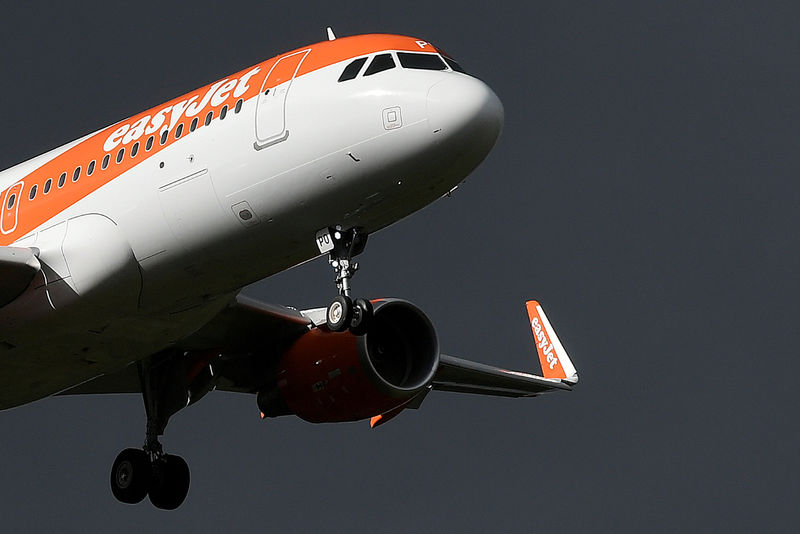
[0,34,439,246]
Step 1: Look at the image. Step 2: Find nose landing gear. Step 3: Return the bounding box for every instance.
[316,226,374,334]
[326,295,374,335]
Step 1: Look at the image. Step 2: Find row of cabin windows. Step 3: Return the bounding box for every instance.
[22,98,245,203]
[338,51,465,83]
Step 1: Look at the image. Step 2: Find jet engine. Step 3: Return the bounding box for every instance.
[259,299,439,423]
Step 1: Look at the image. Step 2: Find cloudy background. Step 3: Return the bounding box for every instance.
[0,2,797,532]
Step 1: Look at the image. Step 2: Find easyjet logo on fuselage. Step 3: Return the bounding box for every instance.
[103,67,262,152]
[0,34,442,248]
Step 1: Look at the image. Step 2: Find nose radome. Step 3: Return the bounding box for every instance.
[426,76,504,140]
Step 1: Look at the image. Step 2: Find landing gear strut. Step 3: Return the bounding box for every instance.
[316,226,374,335]
[110,353,191,510]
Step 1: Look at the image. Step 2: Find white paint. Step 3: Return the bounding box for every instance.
[0,45,505,409]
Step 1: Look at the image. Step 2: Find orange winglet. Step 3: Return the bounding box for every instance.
[369,415,383,428]
[526,301,568,380]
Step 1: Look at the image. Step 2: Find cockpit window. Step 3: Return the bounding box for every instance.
[397,52,447,71]
[339,57,368,82]
[363,54,396,76]
[442,56,467,74]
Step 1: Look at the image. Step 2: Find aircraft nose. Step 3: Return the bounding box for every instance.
[426,76,504,144]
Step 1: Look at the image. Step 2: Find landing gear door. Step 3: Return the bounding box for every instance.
[255,49,310,148]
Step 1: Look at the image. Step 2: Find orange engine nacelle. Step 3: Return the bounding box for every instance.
[259,299,439,423]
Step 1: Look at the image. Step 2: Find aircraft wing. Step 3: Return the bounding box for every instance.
[433,354,572,397]
[61,296,577,406]
[432,301,578,397]
[59,294,314,395]
[0,246,40,307]
[178,294,313,352]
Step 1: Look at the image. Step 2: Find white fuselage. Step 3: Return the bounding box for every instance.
[0,41,503,408]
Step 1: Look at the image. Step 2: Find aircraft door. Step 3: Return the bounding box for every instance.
[1,182,23,235]
[254,49,310,148]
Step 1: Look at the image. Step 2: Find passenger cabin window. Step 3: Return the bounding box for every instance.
[73,166,81,182]
[102,154,110,169]
[220,105,228,120]
[235,99,243,113]
[44,179,52,194]
[160,129,169,145]
[397,52,447,71]
[175,124,184,139]
[87,160,96,175]
[116,148,125,163]
[29,185,37,200]
[338,57,368,82]
[131,142,140,157]
[190,117,198,132]
[58,172,66,188]
[146,135,154,151]
[364,54,395,76]
[205,111,213,126]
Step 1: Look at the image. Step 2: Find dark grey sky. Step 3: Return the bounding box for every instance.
[0,2,797,532]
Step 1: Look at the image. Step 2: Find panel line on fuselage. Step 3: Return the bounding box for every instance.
[158,168,209,192]
[0,35,442,247]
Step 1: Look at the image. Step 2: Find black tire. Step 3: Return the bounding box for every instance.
[148,454,190,510]
[326,295,353,332]
[350,298,374,336]
[110,448,151,505]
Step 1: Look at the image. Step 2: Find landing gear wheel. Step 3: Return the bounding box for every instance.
[327,295,353,332]
[148,454,190,510]
[350,298,374,336]
[110,448,151,505]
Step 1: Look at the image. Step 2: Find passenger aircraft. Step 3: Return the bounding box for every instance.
[0,30,578,509]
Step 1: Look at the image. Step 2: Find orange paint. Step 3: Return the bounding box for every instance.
[526,301,567,380]
[0,34,439,246]
[368,402,408,428]
[1,182,24,235]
